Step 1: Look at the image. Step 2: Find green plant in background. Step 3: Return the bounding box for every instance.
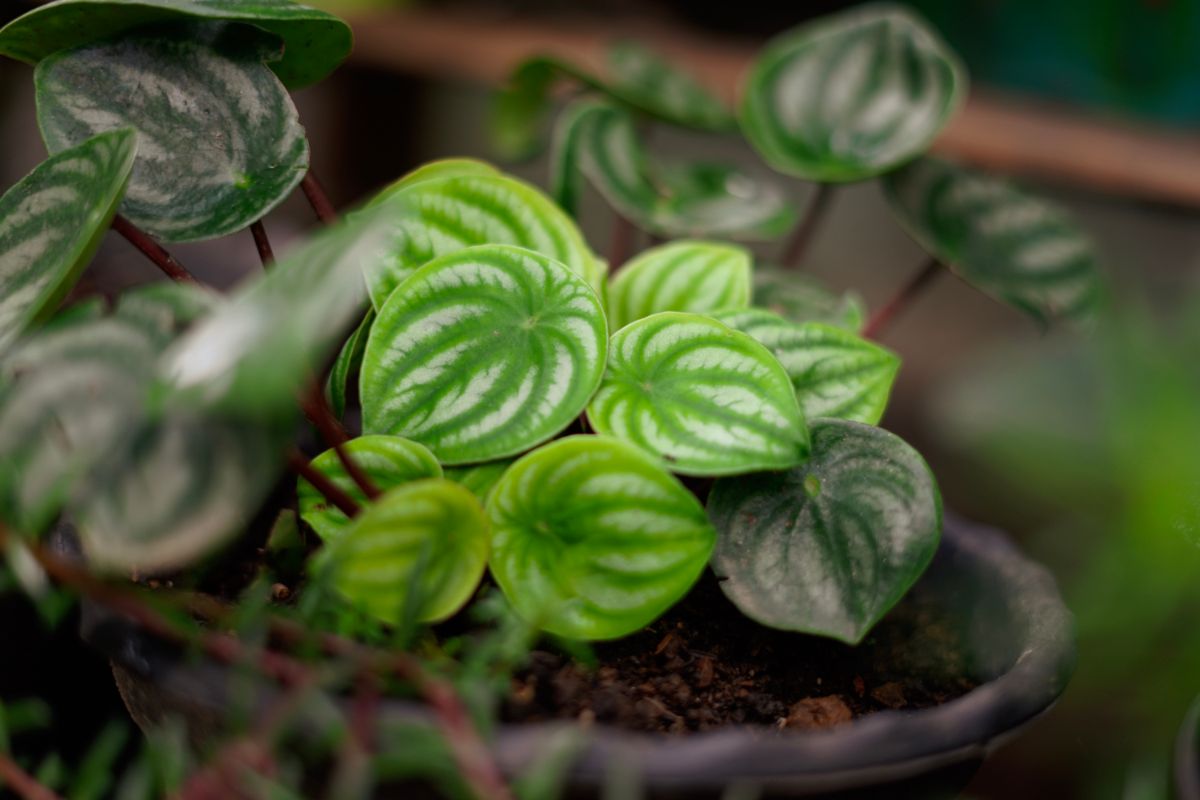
[0,0,1110,796]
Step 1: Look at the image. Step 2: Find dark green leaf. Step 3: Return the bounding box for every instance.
[607,240,750,330]
[753,266,865,331]
[708,418,941,643]
[36,22,309,242]
[326,308,373,420]
[740,4,966,181]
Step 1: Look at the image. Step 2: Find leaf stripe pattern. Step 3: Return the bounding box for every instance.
[35,22,309,242]
[740,4,965,182]
[708,418,942,643]
[587,312,810,476]
[712,309,900,425]
[487,435,716,640]
[0,128,135,351]
[361,244,608,465]
[884,157,1102,323]
[753,266,865,332]
[608,240,751,330]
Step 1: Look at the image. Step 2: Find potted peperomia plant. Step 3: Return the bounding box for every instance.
[0,2,1081,797]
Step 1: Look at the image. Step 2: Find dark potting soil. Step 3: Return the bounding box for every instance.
[502,572,977,734]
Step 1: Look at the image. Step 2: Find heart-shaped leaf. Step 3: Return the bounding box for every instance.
[361,244,608,465]
[0,0,351,89]
[363,172,604,309]
[884,157,1103,323]
[444,460,513,503]
[712,309,900,425]
[740,4,966,182]
[607,240,751,330]
[486,435,715,640]
[35,22,309,242]
[0,129,135,352]
[708,417,942,643]
[298,435,443,541]
[314,478,490,625]
[326,309,374,420]
[587,312,809,476]
[753,266,865,331]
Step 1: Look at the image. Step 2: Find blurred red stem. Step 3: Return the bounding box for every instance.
[250,221,274,267]
[862,258,942,339]
[112,215,199,283]
[300,171,337,225]
[781,184,833,269]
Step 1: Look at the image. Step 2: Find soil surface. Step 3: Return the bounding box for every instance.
[502,572,976,734]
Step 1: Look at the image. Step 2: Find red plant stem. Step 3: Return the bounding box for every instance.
[608,214,634,272]
[0,753,63,800]
[298,382,381,501]
[300,171,337,225]
[112,215,199,284]
[249,221,274,268]
[286,448,360,518]
[861,257,943,340]
[780,184,834,269]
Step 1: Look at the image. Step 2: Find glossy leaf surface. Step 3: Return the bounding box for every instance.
[36,22,309,242]
[607,240,751,330]
[708,418,941,643]
[361,245,607,464]
[753,266,865,331]
[487,435,715,640]
[587,312,809,476]
[740,4,965,181]
[0,129,135,352]
[884,157,1102,323]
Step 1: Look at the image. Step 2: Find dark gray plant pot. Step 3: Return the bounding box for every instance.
[77,515,1075,799]
[1177,696,1200,800]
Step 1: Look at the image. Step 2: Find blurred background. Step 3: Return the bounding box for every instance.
[2,0,1199,797]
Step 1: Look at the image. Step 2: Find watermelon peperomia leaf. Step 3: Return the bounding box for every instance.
[113,280,223,344]
[326,309,374,420]
[587,312,809,476]
[313,479,491,625]
[444,460,514,504]
[712,309,900,425]
[708,417,942,644]
[0,128,135,352]
[739,4,965,182]
[884,157,1103,324]
[298,435,443,542]
[753,266,866,332]
[35,21,309,242]
[606,240,751,330]
[486,435,715,640]
[360,244,608,465]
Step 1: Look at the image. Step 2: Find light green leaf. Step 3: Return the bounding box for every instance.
[35,22,309,242]
[884,157,1103,323]
[487,435,715,640]
[363,172,604,308]
[739,4,965,182]
[607,240,751,330]
[0,0,351,89]
[708,418,942,643]
[444,460,513,504]
[587,312,809,476]
[0,129,135,352]
[314,478,490,625]
[712,309,899,424]
[326,308,373,420]
[376,158,502,198]
[297,435,442,541]
[361,244,607,464]
[753,266,865,331]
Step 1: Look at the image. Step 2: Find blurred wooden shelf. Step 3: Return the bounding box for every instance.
[347,7,1200,208]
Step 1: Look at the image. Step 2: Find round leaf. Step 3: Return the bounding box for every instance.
[712,309,900,425]
[486,435,716,640]
[0,0,351,89]
[739,4,966,182]
[379,158,501,195]
[753,266,865,331]
[298,435,442,541]
[35,22,309,242]
[587,312,809,476]
[315,478,490,625]
[884,157,1103,323]
[361,244,608,465]
[708,418,942,644]
[607,240,751,330]
[0,129,135,352]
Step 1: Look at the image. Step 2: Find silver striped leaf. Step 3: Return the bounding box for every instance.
[712,309,900,425]
[884,157,1103,324]
[486,435,715,640]
[0,129,135,352]
[313,479,490,625]
[297,435,442,542]
[360,244,608,465]
[0,0,351,89]
[443,459,513,504]
[753,266,866,332]
[35,22,309,242]
[740,4,966,182]
[375,158,501,198]
[587,312,810,476]
[708,418,942,643]
[607,240,751,330]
